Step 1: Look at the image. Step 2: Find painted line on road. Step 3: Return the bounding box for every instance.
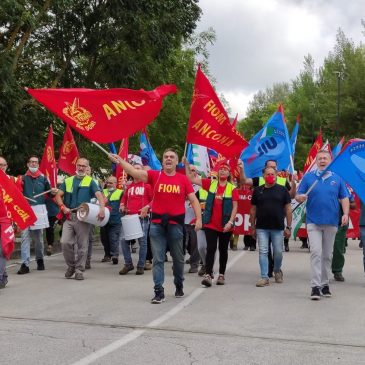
[70,250,247,365]
[6,252,64,269]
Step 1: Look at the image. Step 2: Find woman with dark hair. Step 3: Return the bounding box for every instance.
[184,158,238,287]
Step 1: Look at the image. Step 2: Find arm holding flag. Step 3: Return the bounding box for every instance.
[109,154,148,182]
[182,157,202,186]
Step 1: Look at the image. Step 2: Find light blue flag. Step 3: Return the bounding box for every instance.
[290,117,299,158]
[240,105,293,178]
[332,136,345,159]
[139,132,162,170]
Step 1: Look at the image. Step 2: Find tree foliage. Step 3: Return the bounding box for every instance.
[0,0,214,175]
[239,27,365,170]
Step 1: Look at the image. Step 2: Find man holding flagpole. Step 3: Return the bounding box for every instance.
[109,149,202,304]
[296,150,349,300]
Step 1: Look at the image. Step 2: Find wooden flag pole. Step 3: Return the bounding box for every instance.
[91,141,110,156]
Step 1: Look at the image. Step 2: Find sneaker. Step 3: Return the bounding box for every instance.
[119,264,134,275]
[274,270,283,284]
[256,278,270,287]
[151,290,165,304]
[175,285,184,298]
[65,267,75,279]
[101,256,111,263]
[334,272,345,282]
[17,263,30,275]
[216,274,225,285]
[321,285,332,297]
[284,243,289,252]
[46,245,53,256]
[188,266,198,274]
[300,242,309,249]
[198,265,206,277]
[144,260,152,270]
[243,246,249,251]
[249,246,256,251]
[112,257,118,265]
[85,258,91,270]
[185,258,191,264]
[310,287,321,300]
[74,272,84,280]
[37,259,45,271]
[135,267,144,275]
[201,274,212,287]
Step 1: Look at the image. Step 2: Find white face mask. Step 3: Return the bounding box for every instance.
[29,167,38,174]
[75,169,86,178]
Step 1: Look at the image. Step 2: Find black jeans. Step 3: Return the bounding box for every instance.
[204,228,232,276]
[45,216,57,246]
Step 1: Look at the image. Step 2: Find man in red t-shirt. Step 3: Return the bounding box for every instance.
[110,148,202,304]
[119,163,153,275]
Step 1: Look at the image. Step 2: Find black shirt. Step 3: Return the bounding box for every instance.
[251,184,291,230]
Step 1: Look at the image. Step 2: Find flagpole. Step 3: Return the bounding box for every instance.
[183,143,187,158]
[91,141,110,156]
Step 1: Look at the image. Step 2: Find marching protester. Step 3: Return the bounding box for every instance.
[240,159,296,273]
[331,191,356,282]
[100,175,123,265]
[55,157,105,280]
[119,163,152,275]
[44,194,60,256]
[17,156,58,274]
[184,158,238,287]
[250,166,292,287]
[296,150,349,300]
[184,165,202,274]
[109,149,202,304]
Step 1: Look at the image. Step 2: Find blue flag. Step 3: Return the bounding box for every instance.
[240,105,293,178]
[290,117,299,158]
[139,132,162,170]
[332,136,345,159]
[328,139,365,203]
[108,143,117,172]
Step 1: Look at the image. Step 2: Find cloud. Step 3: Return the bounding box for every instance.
[196,0,364,116]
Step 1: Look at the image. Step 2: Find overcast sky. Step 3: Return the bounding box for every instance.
[196,0,364,118]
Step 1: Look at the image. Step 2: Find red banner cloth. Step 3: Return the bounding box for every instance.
[303,130,323,173]
[27,85,177,143]
[0,170,37,230]
[58,125,80,176]
[233,186,253,235]
[186,66,248,158]
[115,138,129,190]
[39,125,58,188]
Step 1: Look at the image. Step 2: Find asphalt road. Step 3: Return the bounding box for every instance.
[2,238,365,365]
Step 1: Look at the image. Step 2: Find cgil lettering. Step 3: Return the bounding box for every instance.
[13,205,31,222]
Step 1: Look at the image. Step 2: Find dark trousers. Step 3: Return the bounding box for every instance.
[45,216,57,246]
[185,224,200,268]
[204,228,232,276]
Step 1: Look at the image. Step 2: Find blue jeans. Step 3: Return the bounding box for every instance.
[100,223,121,257]
[256,229,283,278]
[360,226,365,272]
[21,228,44,266]
[120,217,149,268]
[149,223,184,290]
[0,242,7,285]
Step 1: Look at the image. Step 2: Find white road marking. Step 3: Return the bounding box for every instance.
[70,250,247,365]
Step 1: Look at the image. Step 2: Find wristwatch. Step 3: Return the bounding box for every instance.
[286,226,292,230]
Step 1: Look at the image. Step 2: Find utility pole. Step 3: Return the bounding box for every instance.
[333,71,343,138]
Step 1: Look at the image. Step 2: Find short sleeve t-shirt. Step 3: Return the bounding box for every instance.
[251,184,291,230]
[147,170,194,223]
[201,178,239,232]
[121,181,153,215]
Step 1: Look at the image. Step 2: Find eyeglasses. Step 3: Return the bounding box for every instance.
[190,169,197,172]
[76,164,87,168]
[106,181,115,184]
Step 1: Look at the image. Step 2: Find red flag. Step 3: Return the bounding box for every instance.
[39,126,57,188]
[115,138,129,189]
[303,129,323,173]
[58,125,80,176]
[0,169,37,230]
[186,66,248,158]
[232,113,238,128]
[26,85,177,143]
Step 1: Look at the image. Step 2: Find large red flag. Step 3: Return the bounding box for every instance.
[39,125,57,188]
[186,66,248,158]
[58,125,80,176]
[115,138,129,190]
[303,129,323,173]
[0,169,37,230]
[26,85,177,143]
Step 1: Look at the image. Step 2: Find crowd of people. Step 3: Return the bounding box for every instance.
[0,149,364,302]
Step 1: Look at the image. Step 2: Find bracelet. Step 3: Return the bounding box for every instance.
[286,226,292,230]
[59,204,65,211]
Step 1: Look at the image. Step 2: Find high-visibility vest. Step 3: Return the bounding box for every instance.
[258,176,287,187]
[103,188,123,201]
[65,175,93,192]
[202,180,234,227]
